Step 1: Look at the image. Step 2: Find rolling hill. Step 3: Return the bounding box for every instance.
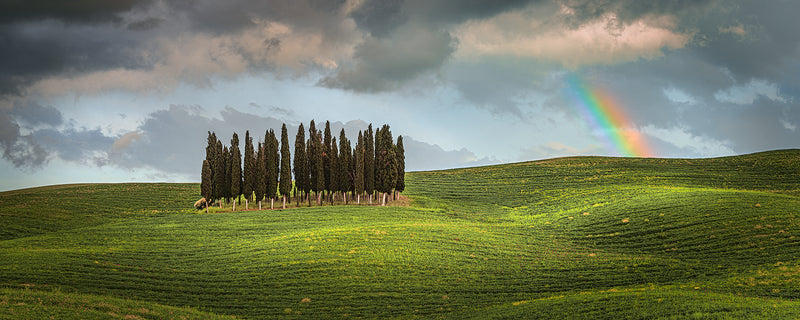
[1,149,799,319]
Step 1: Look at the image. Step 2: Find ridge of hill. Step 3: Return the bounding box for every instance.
[1,149,799,318]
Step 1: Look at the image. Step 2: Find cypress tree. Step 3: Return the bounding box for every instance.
[254,142,266,210]
[375,125,396,206]
[222,146,231,204]
[308,121,319,204]
[265,129,279,210]
[338,129,352,204]
[329,137,339,204]
[294,124,307,205]
[242,131,254,209]
[230,132,242,210]
[206,131,218,164]
[213,140,225,207]
[279,124,292,209]
[201,160,212,213]
[364,124,375,204]
[354,131,365,204]
[313,128,324,206]
[395,135,405,198]
[323,121,332,198]
[205,131,218,203]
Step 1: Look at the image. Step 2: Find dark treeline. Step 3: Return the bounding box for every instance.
[199,121,405,212]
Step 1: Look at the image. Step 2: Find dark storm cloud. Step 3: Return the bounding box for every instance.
[36,127,115,165]
[351,0,534,36]
[689,0,800,82]
[127,17,163,31]
[0,0,147,24]
[0,111,48,169]
[319,26,456,92]
[0,0,359,97]
[326,0,537,93]
[560,0,720,27]
[0,20,150,96]
[10,101,63,127]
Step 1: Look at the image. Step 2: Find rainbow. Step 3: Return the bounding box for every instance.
[564,74,653,158]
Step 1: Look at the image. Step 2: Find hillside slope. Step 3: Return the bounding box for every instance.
[1,149,799,318]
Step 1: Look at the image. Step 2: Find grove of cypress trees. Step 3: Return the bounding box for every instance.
[364,124,375,204]
[395,135,405,199]
[230,133,242,210]
[201,159,212,213]
[279,124,292,209]
[294,123,307,205]
[354,131,365,204]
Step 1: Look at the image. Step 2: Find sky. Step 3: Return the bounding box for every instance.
[1,0,799,191]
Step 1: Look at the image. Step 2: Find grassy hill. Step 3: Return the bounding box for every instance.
[1,149,799,319]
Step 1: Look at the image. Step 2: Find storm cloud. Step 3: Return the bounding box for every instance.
[1,0,799,190]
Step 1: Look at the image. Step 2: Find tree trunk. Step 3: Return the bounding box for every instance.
[369,193,372,205]
[382,192,386,206]
[205,202,209,213]
[270,198,274,210]
[245,199,248,210]
[259,201,262,210]
[232,201,236,211]
[282,195,286,209]
[357,194,360,205]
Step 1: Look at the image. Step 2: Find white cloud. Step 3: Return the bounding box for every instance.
[662,87,697,105]
[713,79,786,105]
[780,119,797,132]
[642,124,734,157]
[454,8,693,67]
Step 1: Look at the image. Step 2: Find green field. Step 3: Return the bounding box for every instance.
[2,150,800,319]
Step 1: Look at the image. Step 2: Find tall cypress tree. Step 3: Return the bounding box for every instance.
[230,132,242,209]
[254,142,266,210]
[205,131,218,203]
[243,131,255,209]
[375,125,396,206]
[323,121,332,198]
[395,135,405,197]
[213,140,225,207]
[294,123,307,205]
[222,146,231,203]
[313,128,324,206]
[201,159,212,213]
[308,121,319,204]
[364,124,375,204]
[265,129,279,210]
[339,129,352,204]
[329,137,339,204]
[354,131,365,204]
[279,124,292,209]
